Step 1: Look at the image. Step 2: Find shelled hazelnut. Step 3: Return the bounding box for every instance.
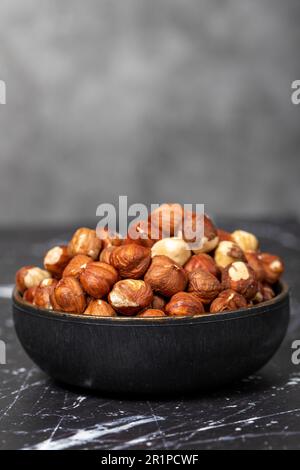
[165,292,205,316]
[63,254,93,278]
[244,251,265,282]
[144,255,187,297]
[99,246,117,264]
[149,203,183,238]
[188,269,221,304]
[138,309,166,318]
[96,227,122,249]
[231,230,259,252]
[152,295,167,311]
[184,253,219,278]
[34,279,58,309]
[108,279,153,316]
[111,244,151,279]
[23,286,37,304]
[221,261,258,300]
[214,241,245,269]
[186,214,219,254]
[259,253,284,284]
[51,277,86,313]
[68,228,102,260]
[84,299,116,317]
[151,238,191,266]
[124,220,156,248]
[16,266,51,293]
[80,262,118,298]
[44,245,70,278]
[210,289,247,313]
[217,229,233,242]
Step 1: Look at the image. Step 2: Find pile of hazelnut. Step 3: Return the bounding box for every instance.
[15,204,284,318]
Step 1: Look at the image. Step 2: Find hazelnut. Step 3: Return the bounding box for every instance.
[151,237,191,266]
[84,299,116,317]
[259,253,284,284]
[124,220,156,248]
[231,230,259,252]
[144,255,187,297]
[214,241,246,269]
[165,292,205,316]
[99,246,117,264]
[187,214,219,254]
[261,283,275,301]
[244,250,265,282]
[217,229,233,242]
[96,227,122,249]
[184,253,219,278]
[16,266,51,294]
[51,277,86,313]
[34,278,58,309]
[188,269,221,304]
[152,294,167,311]
[108,279,153,316]
[23,287,37,304]
[221,261,258,300]
[63,254,93,278]
[138,309,166,318]
[80,262,118,298]
[149,203,183,238]
[210,289,247,313]
[68,227,102,260]
[111,244,151,279]
[44,245,70,278]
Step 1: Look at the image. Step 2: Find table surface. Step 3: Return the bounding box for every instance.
[0,217,300,450]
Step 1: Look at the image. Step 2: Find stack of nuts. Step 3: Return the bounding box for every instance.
[15,205,284,318]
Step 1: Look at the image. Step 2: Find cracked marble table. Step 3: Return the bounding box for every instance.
[0,218,299,450]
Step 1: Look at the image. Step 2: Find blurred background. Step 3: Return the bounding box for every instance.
[0,0,299,227]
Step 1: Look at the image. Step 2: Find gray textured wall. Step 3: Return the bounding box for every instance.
[0,0,299,226]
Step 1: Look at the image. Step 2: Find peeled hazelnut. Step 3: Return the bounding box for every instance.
[68,228,102,260]
[111,244,151,279]
[138,309,166,318]
[124,220,156,248]
[34,278,58,309]
[165,292,205,316]
[231,230,259,252]
[214,241,246,269]
[245,251,265,282]
[184,253,219,278]
[152,294,167,311]
[44,245,70,278]
[52,277,86,313]
[63,254,93,278]
[80,262,118,298]
[210,289,247,313]
[188,269,221,304]
[217,229,233,242]
[99,246,117,264]
[144,255,187,297]
[149,203,183,238]
[84,299,116,317]
[221,261,258,300]
[151,238,191,266]
[187,214,219,254]
[259,253,284,284]
[261,283,275,301]
[96,227,122,249]
[108,279,153,316]
[16,266,51,294]
[23,287,37,304]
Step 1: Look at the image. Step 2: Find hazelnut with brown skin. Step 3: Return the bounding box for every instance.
[149,203,183,238]
[210,289,247,313]
[23,286,37,304]
[214,241,246,269]
[124,220,156,248]
[185,214,219,254]
[16,266,51,294]
[111,244,151,279]
[259,253,284,284]
[152,294,167,311]
[261,283,275,301]
[184,253,219,278]
[244,251,265,282]
[84,299,116,317]
[80,262,118,298]
[44,245,70,278]
[138,309,166,318]
[221,261,258,300]
[51,277,86,313]
[34,278,58,309]
[217,229,233,242]
[144,255,187,297]
[68,227,102,260]
[108,279,153,316]
[99,246,116,264]
[63,254,93,278]
[165,292,205,316]
[188,269,221,304]
[96,227,122,249]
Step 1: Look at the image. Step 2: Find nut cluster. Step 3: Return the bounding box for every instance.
[16,206,284,318]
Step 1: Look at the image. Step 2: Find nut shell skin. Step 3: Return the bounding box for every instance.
[63,254,93,278]
[68,228,102,260]
[111,244,151,279]
[80,262,118,299]
[214,241,246,269]
[165,292,205,316]
[51,277,86,313]
[23,287,37,304]
[84,299,116,317]
[259,253,284,284]
[245,251,265,282]
[151,238,191,266]
[44,245,70,278]
[221,261,258,300]
[144,255,187,297]
[210,289,247,313]
[34,279,58,309]
[231,230,259,252]
[188,269,221,304]
[138,309,166,318]
[108,279,153,316]
[184,253,219,278]
[16,266,51,294]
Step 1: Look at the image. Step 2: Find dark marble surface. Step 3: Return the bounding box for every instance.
[0,218,300,450]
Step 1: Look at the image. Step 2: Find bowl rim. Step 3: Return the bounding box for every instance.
[12,281,290,327]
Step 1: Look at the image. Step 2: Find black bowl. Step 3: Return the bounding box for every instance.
[12,282,290,395]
